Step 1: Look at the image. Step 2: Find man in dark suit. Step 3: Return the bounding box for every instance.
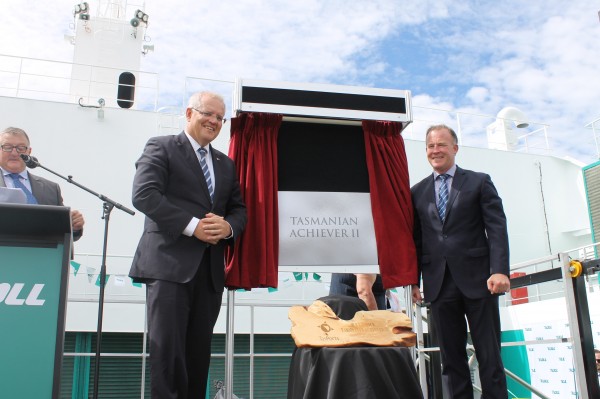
[0,127,84,239]
[129,91,247,398]
[411,124,510,399]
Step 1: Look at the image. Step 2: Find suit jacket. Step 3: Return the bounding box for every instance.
[0,171,83,240]
[129,132,247,291]
[1,171,62,204]
[411,166,509,302]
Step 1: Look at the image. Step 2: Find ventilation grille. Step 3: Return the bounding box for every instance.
[583,161,600,247]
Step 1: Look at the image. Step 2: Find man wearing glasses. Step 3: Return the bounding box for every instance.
[0,126,84,239]
[129,91,247,398]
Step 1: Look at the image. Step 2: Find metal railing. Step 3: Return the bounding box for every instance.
[0,54,159,111]
[62,296,311,398]
[4,54,600,161]
[62,244,600,399]
[412,243,600,399]
[585,117,600,160]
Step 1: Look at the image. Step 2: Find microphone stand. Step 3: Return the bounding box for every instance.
[22,155,134,399]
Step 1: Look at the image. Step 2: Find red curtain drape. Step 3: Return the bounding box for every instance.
[225,112,282,290]
[362,120,417,289]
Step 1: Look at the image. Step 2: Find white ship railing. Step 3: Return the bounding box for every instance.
[0,54,159,111]
[63,297,313,399]
[64,244,600,399]
[584,117,600,160]
[2,55,600,160]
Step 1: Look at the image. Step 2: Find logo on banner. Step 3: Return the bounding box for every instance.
[0,283,46,306]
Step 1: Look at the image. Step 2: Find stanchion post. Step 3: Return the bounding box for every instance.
[561,253,591,399]
[561,253,600,399]
[414,301,428,399]
[224,290,236,399]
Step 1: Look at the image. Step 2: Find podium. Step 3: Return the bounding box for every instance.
[0,203,72,398]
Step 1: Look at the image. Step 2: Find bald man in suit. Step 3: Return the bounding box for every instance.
[411,124,510,399]
[0,126,84,239]
[130,91,247,398]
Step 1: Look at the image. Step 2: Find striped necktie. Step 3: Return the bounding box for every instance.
[437,174,449,223]
[198,148,214,201]
[8,173,38,204]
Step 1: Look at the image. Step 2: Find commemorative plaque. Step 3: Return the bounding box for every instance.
[289,300,416,348]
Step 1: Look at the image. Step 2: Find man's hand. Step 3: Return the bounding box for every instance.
[411,284,423,305]
[487,273,510,294]
[193,212,232,245]
[355,274,378,310]
[71,210,85,231]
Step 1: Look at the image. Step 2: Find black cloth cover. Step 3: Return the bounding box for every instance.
[287,346,423,399]
[317,294,368,320]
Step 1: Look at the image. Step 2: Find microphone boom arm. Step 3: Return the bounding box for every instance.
[20,154,134,215]
[20,153,134,399]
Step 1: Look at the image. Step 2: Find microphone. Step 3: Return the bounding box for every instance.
[20,154,40,168]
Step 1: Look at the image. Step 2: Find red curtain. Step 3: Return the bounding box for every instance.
[362,120,417,288]
[225,112,282,289]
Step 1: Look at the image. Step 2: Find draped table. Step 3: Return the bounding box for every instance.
[287,346,423,399]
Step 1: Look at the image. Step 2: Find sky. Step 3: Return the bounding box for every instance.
[1,0,599,164]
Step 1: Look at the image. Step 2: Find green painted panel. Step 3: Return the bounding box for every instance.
[0,245,65,398]
[502,329,531,399]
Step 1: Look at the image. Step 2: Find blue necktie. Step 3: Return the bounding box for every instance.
[8,173,38,204]
[197,148,214,201]
[438,174,449,223]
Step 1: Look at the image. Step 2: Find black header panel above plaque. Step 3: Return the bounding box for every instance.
[234,79,412,130]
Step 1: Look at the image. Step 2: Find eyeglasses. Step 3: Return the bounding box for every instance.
[1,144,29,153]
[191,108,226,124]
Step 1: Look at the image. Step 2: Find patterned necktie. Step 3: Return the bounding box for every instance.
[8,173,38,204]
[197,148,214,201]
[437,174,449,223]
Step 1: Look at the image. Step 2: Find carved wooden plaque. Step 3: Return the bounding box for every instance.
[289,300,416,348]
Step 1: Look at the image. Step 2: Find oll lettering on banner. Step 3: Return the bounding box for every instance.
[0,282,46,306]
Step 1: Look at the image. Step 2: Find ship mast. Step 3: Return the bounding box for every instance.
[68,1,152,109]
